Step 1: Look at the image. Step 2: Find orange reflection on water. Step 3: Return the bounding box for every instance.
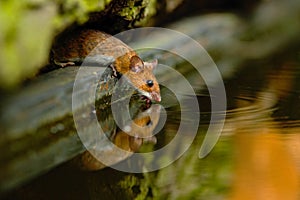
[230,126,300,200]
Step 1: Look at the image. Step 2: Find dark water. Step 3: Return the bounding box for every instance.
[145,61,300,199]
[223,62,300,200]
[3,61,300,199]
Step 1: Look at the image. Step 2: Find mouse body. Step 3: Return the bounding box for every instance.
[51,29,161,102]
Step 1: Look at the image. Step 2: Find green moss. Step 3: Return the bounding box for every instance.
[134,0,157,26]
[119,1,137,20]
[0,1,57,88]
[118,0,157,27]
[0,0,111,89]
[53,0,111,28]
[118,174,157,200]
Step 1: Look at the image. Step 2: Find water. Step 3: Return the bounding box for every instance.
[3,61,300,199]
[224,64,300,199]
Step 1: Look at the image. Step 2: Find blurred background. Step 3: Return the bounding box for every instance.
[0,0,300,199]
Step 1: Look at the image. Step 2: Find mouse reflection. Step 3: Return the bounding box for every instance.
[73,104,161,171]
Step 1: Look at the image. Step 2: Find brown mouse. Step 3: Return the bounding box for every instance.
[51,29,161,102]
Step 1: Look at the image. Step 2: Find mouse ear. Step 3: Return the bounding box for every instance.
[144,59,158,70]
[130,56,144,72]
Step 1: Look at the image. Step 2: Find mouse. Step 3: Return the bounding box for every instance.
[50,29,161,102]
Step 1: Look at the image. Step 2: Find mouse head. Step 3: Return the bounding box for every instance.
[125,56,161,102]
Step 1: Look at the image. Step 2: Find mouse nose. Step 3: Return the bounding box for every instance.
[146,80,154,87]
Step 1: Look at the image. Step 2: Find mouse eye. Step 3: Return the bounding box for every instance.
[146,80,154,87]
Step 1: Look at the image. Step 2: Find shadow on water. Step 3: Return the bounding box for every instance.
[3,59,300,199]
